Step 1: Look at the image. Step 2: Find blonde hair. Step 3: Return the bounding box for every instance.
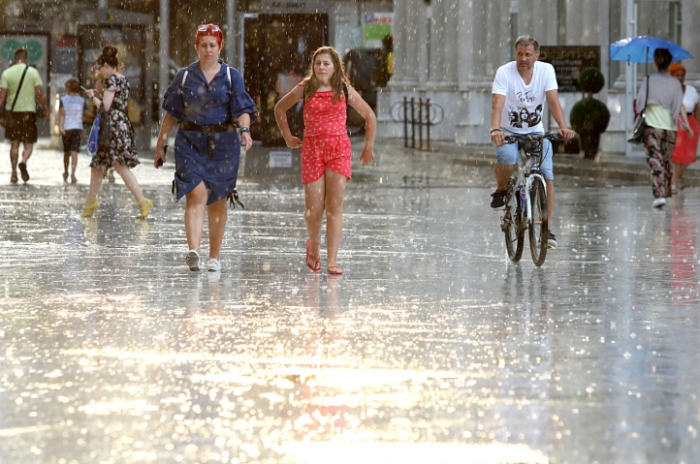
[303,46,347,103]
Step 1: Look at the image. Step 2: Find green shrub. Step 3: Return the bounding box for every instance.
[577,66,605,94]
[570,97,611,134]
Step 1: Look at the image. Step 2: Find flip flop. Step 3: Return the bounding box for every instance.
[328,265,343,276]
[306,239,321,272]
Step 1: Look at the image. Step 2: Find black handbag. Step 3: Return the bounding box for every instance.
[97,103,111,150]
[0,65,29,129]
[628,76,649,145]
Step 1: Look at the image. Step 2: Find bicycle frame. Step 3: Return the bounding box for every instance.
[515,146,548,229]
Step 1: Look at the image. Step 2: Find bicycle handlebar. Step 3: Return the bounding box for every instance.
[503,133,565,144]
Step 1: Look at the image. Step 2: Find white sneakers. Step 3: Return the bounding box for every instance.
[652,197,667,208]
[208,258,221,272]
[185,250,221,273]
[186,250,200,271]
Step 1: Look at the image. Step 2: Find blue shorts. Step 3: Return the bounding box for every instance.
[494,130,554,180]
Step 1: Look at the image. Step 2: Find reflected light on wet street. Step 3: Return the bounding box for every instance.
[0,143,699,463]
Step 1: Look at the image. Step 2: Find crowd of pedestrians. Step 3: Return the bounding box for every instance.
[1,31,698,272]
[0,25,377,276]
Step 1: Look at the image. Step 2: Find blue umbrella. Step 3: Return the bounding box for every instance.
[610,35,692,64]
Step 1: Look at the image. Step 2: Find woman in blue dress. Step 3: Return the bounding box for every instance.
[154,24,257,273]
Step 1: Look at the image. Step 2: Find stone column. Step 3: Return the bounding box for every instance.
[428,0,458,87]
[484,0,510,77]
[391,0,421,88]
[454,0,495,144]
[682,0,700,87]
[376,0,425,138]
[518,0,558,45]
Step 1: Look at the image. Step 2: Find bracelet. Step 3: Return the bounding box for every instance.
[490,128,501,134]
[238,126,250,135]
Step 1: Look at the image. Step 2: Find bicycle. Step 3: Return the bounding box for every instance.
[500,133,562,267]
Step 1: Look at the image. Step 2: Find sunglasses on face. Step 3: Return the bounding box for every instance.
[198,24,220,32]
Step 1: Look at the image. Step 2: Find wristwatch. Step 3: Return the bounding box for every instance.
[238,126,250,135]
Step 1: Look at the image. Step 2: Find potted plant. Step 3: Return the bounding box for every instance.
[570,67,611,160]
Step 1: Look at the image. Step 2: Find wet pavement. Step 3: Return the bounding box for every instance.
[1,138,699,464]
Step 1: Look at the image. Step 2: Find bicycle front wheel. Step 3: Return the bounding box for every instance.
[529,177,548,266]
[502,182,524,262]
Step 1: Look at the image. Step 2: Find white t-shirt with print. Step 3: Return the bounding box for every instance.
[492,61,558,134]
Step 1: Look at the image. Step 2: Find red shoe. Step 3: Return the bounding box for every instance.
[328,265,343,275]
[306,239,321,272]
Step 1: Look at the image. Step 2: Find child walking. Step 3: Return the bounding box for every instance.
[274,46,376,275]
[59,77,87,183]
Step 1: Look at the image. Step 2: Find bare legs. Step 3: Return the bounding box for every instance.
[84,165,146,204]
[9,141,33,181]
[185,182,227,260]
[63,151,78,182]
[545,179,555,224]
[305,169,347,270]
[672,162,689,190]
[494,164,514,191]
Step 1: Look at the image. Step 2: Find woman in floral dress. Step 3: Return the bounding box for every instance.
[81,45,153,218]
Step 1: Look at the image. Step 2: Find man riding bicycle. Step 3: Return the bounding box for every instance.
[489,35,575,249]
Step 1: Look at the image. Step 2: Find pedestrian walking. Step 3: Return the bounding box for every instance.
[59,77,87,184]
[81,45,152,218]
[154,24,257,273]
[669,62,699,193]
[274,46,376,275]
[635,49,693,208]
[489,35,575,248]
[0,48,50,183]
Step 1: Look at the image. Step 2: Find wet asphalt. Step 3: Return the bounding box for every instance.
[0,138,699,464]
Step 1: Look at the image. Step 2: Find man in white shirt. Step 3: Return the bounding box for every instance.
[489,35,575,249]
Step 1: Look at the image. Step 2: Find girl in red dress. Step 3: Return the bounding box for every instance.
[274,47,376,275]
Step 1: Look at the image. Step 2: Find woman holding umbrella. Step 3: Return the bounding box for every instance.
[635,48,693,208]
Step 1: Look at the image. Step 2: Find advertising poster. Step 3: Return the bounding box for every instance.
[362,12,393,49]
[0,33,50,88]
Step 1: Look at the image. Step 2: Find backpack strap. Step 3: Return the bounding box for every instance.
[180,70,189,92]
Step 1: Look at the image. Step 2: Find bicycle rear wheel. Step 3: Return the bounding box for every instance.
[529,177,548,266]
[502,181,524,262]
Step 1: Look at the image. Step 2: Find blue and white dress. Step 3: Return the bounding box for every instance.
[162,61,258,204]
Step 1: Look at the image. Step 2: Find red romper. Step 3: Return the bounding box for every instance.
[300,86,353,184]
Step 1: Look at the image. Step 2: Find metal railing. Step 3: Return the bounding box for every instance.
[391,97,444,150]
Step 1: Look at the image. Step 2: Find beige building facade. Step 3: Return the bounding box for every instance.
[378,0,700,155]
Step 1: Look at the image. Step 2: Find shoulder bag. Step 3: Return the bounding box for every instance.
[628,76,650,145]
[0,65,30,129]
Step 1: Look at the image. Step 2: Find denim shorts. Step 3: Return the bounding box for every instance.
[494,130,554,180]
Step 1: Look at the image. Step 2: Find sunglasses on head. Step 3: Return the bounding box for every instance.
[198,24,220,32]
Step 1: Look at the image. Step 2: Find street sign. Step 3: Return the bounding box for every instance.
[269,151,292,168]
[538,46,601,93]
